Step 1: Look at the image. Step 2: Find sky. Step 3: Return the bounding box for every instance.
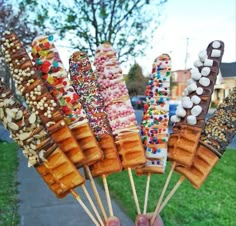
[57,0,236,75]
[133,0,236,75]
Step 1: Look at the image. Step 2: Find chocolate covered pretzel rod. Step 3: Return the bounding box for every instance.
[0,80,85,198]
[137,54,171,175]
[175,88,236,188]
[168,40,224,167]
[0,31,85,165]
[69,51,122,177]
[31,35,103,166]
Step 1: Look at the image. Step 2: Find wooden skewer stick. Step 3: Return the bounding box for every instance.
[150,161,176,225]
[102,174,114,217]
[128,167,141,214]
[81,184,105,226]
[84,165,108,221]
[70,189,100,226]
[143,172,151,214]
[158,175,185,213]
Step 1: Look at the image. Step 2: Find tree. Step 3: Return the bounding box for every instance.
[0,0,39,91]
[126,62,148,96]
[19,0,167,63]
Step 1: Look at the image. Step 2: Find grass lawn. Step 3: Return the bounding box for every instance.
[106,148,236,226]
[0,141,19,226]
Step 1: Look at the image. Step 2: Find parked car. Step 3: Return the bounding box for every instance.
[131,95,146,109]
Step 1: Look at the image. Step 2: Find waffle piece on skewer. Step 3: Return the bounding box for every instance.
[31,35,103,166]
[94,42,146,169]
[175,88,236,188]
[168,40,225,167]
[0,32,85,165]
[69,51,122,177]
[136,53,171,175]
[36,147,85,198]
[0,81,85,198]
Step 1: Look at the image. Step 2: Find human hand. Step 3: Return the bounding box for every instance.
[135,214,164,226]
[105,216,121,226]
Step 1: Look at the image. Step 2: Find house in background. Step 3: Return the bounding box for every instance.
[170,62,236,105]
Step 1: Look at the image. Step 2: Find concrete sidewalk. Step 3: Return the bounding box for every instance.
[17,151,133,226]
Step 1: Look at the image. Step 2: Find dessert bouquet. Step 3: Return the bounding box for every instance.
[0,30,235,226]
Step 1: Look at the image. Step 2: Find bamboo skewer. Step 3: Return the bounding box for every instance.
[85,165,108,221]
[102,174,114,217]
[150,161,176,225]
[81,184,105,226]
[128,168,141,214]
[143,172,151,214]
[158,176,185,214]
[70,189,100,226]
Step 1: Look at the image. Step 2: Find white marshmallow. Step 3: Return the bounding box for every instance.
[198,50,207,62]
[191,71,202,80]
[191,105,202,116]
[199,77,210,87]
[201,67,211,76]
[187,83,197,93]
[187,115,197,125]
[171,115,181,123]
[191,95,201,104]
[182,97,193,109]
[183,88,189,96]
[211,49,221,57]
[187,78,196,85]
[204,59,214,66]
[196,87,204,95]
[190,67,199,74]
[212,41,221,48]
[194,60,203,67]
[176,106,186,117]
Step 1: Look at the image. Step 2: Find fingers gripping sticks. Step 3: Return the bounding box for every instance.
[0,32,85,165]
[31,35,103,166]
[69,51,122,177]
[0,81,85,198]
[136,54,171,175]
[94,42,146,169]
[168,40,225,167]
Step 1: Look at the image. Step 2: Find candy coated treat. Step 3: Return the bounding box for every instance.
[69,51,122,176]
[175,88,236,188]
[136,54,171,175]
[168,40,225,167]
[94,42,146,169]
[31,35,103,166]
[0,81,54,167]
[0,32,85,165]
[0,81,85,198]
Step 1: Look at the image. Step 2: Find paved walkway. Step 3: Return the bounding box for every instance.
[17,151,133,226]
[17,150,133,226]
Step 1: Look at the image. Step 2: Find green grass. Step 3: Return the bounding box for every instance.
[0,141,19,226]
[106,148,236,226]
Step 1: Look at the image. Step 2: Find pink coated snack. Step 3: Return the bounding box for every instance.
[94,42,146,169]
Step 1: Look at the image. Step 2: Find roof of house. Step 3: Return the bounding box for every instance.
[220,62,236,78]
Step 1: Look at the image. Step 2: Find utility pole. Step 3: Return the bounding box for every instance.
[184,37,189,69]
